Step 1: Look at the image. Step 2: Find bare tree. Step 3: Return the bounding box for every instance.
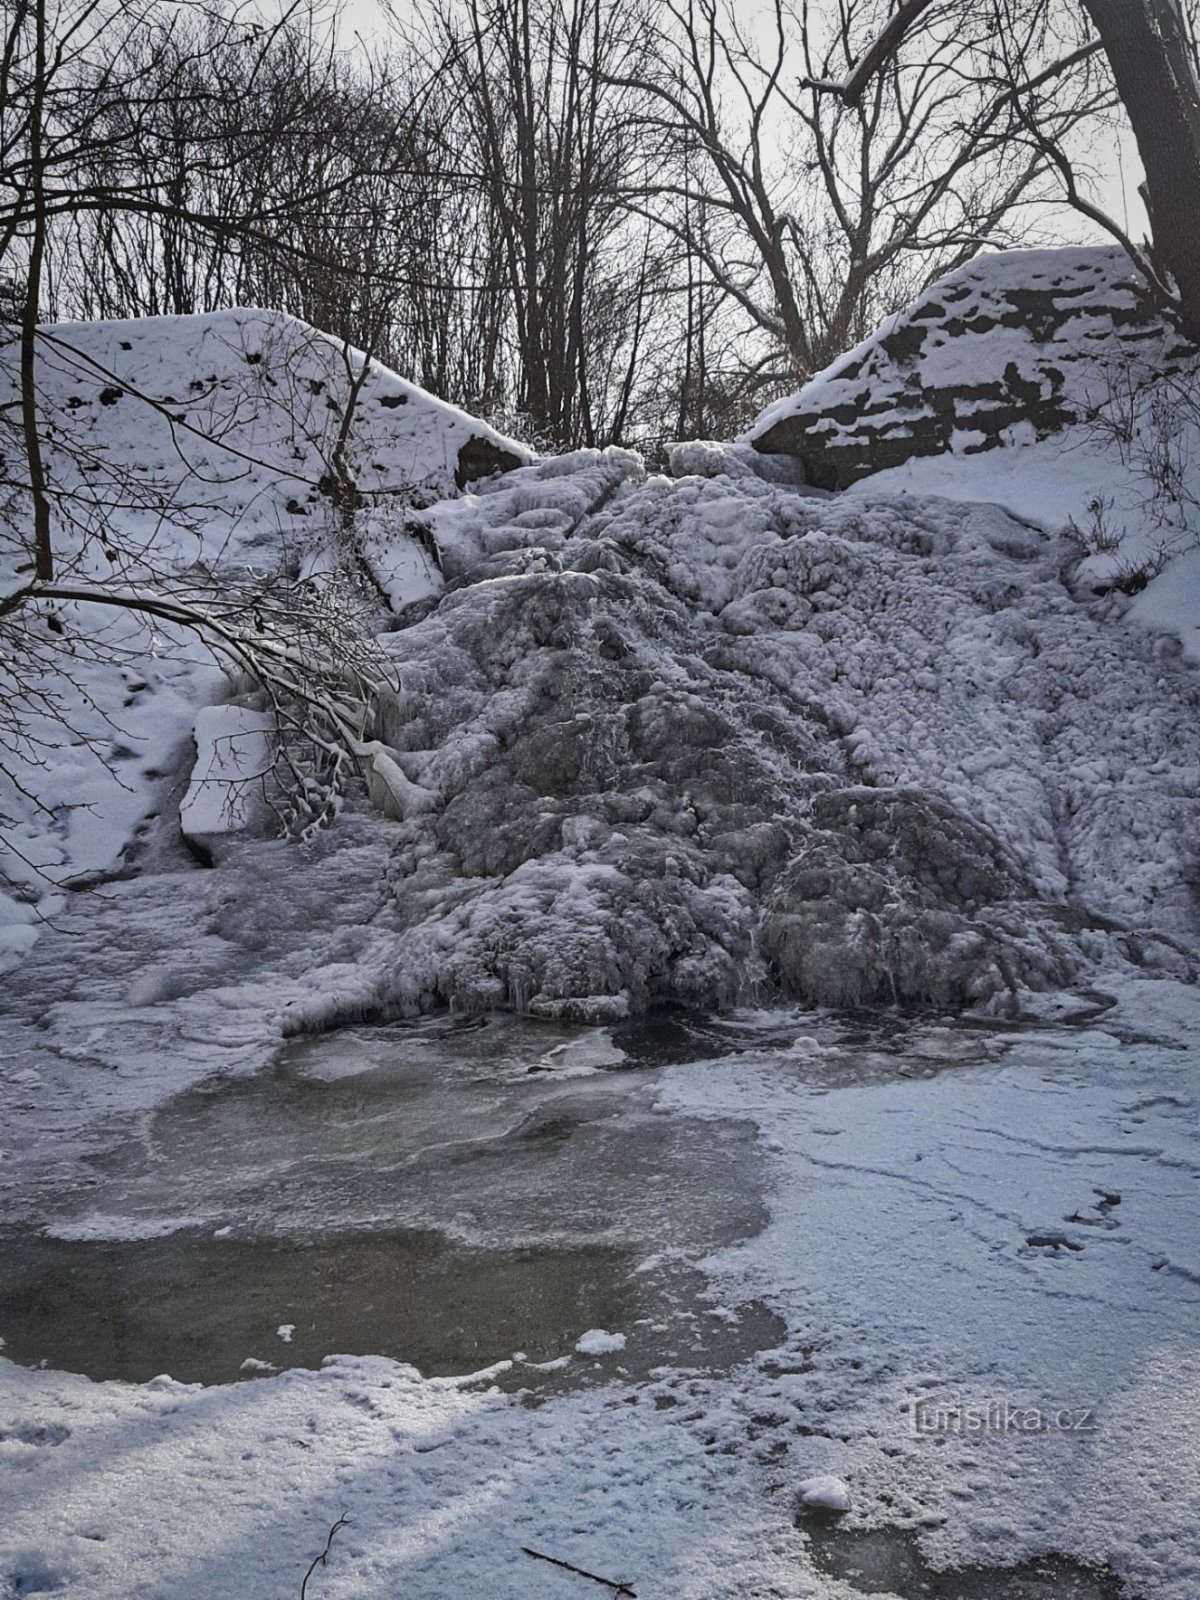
[813,0,1200,343]
[607,0,1106,401]
[420,0,671,448]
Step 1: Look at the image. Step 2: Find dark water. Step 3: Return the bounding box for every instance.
[0,1012,787,1387]
[805,1522,1137,1600]
[0,1225,783,1389]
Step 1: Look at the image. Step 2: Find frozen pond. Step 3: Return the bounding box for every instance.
[804,1521,1130,1599]
[2,999,1187,1600]
[0,1008,994,1388]
[1,1012,804,1387]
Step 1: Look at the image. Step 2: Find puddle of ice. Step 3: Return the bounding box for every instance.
[803,1521,1136,1599]
[0,1009,1005,1390]
[0,1224,785,1388]
[0,1013,791,1387]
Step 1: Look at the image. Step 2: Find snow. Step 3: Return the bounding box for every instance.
[178,704,274,839]
[744,245,1200,664]
[748,246,1186,452]
[575,1329,627,1356]
[797,1476,852,1513]
[0,309,524,962]
[858,435,1200,662]
[3,260,1200,1599]
[2,984,1199,1598]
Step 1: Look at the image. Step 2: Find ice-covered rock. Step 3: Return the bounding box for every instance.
[352,449,1200,1021]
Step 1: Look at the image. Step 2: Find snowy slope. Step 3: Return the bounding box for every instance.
[746,245,1200,659]
[0,311,527,965]
[12,307,526,563]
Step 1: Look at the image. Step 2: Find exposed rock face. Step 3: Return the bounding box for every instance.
[747,248,1193,488]
[349,445,1200,1021]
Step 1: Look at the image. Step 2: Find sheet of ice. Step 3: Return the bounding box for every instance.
[179,705,274,838]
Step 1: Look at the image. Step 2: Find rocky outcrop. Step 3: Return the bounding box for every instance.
[747,247,1192,488]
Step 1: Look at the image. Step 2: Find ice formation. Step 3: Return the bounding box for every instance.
[352,446,1199,1019]
[3,263,1200,1024]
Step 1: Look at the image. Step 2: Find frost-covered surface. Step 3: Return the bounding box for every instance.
[3,272,1200,1599]
[845,409,1200,663]
[7,433,1200,1028]
[2,982,1199,1599]
[341,446,1200,1019]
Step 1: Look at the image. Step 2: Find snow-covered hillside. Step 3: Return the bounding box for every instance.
[747,247,1200,659]
[0,310,527,963]
[4,295,1200,1016]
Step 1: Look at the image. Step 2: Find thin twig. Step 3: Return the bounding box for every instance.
[300,1514,349,1600]
[521,1545,637,1597]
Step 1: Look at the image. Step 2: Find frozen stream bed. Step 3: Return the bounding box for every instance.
[2,983,1198,1599]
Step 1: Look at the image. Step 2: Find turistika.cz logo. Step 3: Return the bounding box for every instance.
[909,1397,1099,1436]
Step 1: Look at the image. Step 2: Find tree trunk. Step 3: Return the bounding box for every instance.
[1081,0,1200,342]
[20,0,53,581]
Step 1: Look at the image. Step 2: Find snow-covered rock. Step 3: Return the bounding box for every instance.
[575,1329,627,1355]
[746,247,1191,488]
[6,309,528,561]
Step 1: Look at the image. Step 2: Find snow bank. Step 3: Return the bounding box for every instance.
[0,310,524,953]
[179,704,275,841]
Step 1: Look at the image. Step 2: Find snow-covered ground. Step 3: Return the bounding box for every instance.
[2,983,1198,1599]
[3,266,1200,1598]
[0,309,522,966]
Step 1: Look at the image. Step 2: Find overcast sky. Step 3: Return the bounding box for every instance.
[324,0,1150,254]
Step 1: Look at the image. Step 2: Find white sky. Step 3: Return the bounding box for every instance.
[312,0,1151,251]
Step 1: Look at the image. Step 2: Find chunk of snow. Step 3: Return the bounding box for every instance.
[575,1329,627,1356]
[180,705,274,838]
[796,1475,851,1513]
